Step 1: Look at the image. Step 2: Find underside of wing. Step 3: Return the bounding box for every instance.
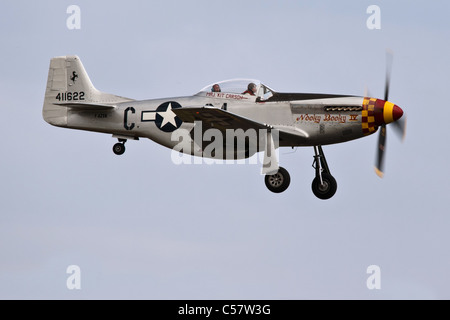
[173,107,308,146]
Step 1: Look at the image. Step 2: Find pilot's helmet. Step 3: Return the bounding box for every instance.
[248,83,256,91]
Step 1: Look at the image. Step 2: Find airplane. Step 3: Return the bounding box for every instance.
[42,55,406,200]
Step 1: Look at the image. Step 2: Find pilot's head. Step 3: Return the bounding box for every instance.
[212,84,221,92]
[248,83,256,93]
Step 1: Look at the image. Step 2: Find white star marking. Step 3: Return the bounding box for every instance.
[158,103,178,128]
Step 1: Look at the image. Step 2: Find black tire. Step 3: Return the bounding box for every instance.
[311,172,337,200]
[113,143,126,155]
[264,167,291,193]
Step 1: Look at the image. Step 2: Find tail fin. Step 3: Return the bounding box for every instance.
[43,55,132,127]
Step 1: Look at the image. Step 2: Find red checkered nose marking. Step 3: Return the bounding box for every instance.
[374,99,403,126]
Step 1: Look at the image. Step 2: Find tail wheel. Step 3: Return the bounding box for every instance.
[265,167,291,193]
[113,143,126,155]
[311,172,337,200]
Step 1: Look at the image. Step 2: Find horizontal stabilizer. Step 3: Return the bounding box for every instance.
[53,102,116,110]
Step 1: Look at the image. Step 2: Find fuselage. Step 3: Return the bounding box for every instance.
[42,59,402,159]
[59,91,401,155]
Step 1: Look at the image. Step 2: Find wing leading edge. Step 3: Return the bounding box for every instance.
[172,107,308,146]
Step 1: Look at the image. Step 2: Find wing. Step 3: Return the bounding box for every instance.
[174,107,267,131]
[173,107,308,146]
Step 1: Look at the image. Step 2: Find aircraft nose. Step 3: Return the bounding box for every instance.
[374,99,403,126]
[392,104,403,122]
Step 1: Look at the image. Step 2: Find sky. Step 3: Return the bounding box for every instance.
[1,0,450,299]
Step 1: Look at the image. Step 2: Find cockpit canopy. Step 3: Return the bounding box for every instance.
[196,79,275,100]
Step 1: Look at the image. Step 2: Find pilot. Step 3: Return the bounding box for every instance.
[211,84,221,92]
[242,83,257,96]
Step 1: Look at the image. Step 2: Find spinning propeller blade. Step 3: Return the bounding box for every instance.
[375,124,387,178]
[391,115,407,142]
[374,50,406,178]
[384,49,393,102]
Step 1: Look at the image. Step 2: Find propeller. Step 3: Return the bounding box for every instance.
[374,50,407,178]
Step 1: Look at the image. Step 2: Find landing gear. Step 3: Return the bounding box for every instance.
[311,146,337,200]
[113,139,126,155]
[262,146,337,198]
[265,167,291,193]
[312,172,337,200]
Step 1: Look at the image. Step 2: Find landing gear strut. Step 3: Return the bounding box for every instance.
[311,146,337,200]
[113,139,127,155]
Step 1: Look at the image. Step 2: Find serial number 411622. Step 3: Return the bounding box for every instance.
[56,91,85,101]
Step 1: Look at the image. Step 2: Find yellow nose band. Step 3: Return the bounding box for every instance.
[383,101,395,124]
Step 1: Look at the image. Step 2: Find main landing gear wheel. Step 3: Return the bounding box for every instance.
[311,145,338,200]
[265,167,291,193]
[311,172,337,200]
[113,142,126,155]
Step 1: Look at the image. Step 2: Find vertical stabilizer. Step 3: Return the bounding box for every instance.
[43,55,132,127]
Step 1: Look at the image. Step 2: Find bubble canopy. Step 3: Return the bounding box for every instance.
[196,79,275,100]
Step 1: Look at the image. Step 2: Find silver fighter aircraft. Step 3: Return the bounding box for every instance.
[43,55,405,199]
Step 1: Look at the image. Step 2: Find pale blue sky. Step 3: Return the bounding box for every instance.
[1,0,450,299]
